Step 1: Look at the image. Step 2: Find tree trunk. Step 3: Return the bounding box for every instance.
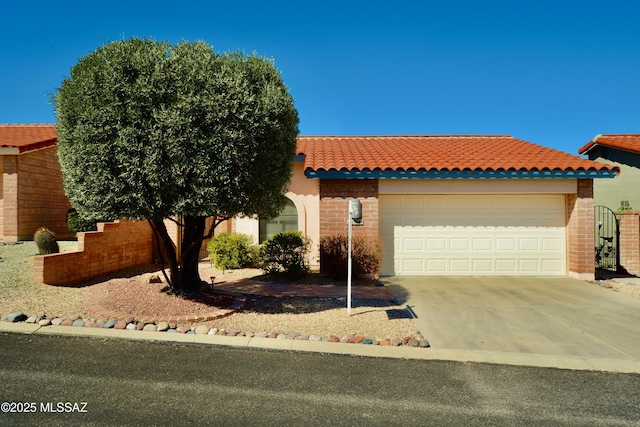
[150,216,208,294]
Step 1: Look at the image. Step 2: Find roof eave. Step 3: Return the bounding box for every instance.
[304,169,620,179]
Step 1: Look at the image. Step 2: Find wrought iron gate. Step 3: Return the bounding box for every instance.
[594,205,619,271]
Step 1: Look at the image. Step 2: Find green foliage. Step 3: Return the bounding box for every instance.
[52,37,299,292]
[260,231,310,278]
[54,38,299,223]
[320,234,382,279]
[66,208,99,236]
[34,227,60,255]
[207,233,258,270]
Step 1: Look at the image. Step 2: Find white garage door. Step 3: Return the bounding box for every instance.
[380,194,566,276]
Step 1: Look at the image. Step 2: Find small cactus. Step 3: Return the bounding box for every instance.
[34,227,59,255]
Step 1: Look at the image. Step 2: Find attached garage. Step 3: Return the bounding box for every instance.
[298,135,619,280]
[380,194,566,276]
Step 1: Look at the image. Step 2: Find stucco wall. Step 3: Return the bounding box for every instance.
[591,158,640,212]
[233,162,321,266]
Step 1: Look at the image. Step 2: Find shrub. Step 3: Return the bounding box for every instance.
[66,208,99,236]
[34,227,60,255]
[320,234,382,279]
[207,232,259,270]
[261,231,311,277]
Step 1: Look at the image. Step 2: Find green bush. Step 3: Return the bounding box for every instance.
[320,234,382,279]
[261,231,311,277]
[207,232,259,270]
[34,227,60,255]
[66,208,99,236]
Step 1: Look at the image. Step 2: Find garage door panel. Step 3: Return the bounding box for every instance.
[426,238,446,251]
[381,194,566,276]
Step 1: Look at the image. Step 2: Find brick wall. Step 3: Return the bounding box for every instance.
[566,179,595,279]
[34,220,154,286]
[1,147,73,242]
[1,156,18,241]
[17,147,73,240]
[319,180,379,239]
[318,180,379,274]
[618,211,640,276]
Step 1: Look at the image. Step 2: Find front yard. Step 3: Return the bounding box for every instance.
[0,241,420,340]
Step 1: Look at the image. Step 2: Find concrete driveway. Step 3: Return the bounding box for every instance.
[383,277,640,361]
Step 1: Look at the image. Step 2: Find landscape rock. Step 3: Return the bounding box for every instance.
[143,324,157,332]
[194,325,209,334]
[51,318,64,326]
[255,332,268,338]
[104,320,117,329]
[60,319,73,326]
[208,328,218,335]
[25,315,38,324]
[72,320,85,327]
[126,323,137,330]
[156,322,169,332]
[3,312,27,322]
[309,335,322,341]
[114,321,127,330]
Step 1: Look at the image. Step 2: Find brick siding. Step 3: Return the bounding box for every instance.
[618,211,640,276]
[566,179,595,279]
[319,179,379,239]
[34,220,154,286]
[1,147,73,242]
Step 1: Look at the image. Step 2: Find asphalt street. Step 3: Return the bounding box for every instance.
[1,332,639,426]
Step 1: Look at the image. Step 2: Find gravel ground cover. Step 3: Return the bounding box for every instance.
[2,241,640,341]
[0,241,420,340]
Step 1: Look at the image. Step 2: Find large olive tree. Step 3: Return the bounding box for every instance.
[54,38,299,293]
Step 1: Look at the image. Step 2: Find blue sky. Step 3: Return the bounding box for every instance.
[1,1,638,154]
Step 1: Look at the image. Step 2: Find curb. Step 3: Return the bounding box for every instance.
[2,322,639,374]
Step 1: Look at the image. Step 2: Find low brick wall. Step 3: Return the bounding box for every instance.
[34,220,154,286]
[618,211,640,276]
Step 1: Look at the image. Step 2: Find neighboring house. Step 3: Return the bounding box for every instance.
[578,134,640,211]
[236,135,618,279]
[0,124,73,242]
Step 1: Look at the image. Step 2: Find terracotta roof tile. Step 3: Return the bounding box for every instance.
[0,124,57,153]
[579,134,640,155]
[297,135,617,174]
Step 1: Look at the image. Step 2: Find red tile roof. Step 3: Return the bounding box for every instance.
[0,124,57,153]
[579,134,640,155]
[297,135,618,176]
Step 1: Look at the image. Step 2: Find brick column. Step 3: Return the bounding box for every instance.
[319,179,379,239]
[618,211,640,276]
[567,179,594,280]
[1,156,18,242]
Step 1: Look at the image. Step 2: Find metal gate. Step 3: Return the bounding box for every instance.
[594,205,619,271]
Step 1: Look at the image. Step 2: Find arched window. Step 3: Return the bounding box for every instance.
[259,199,298,242]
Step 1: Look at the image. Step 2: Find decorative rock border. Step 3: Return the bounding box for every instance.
[0,311,430,348]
